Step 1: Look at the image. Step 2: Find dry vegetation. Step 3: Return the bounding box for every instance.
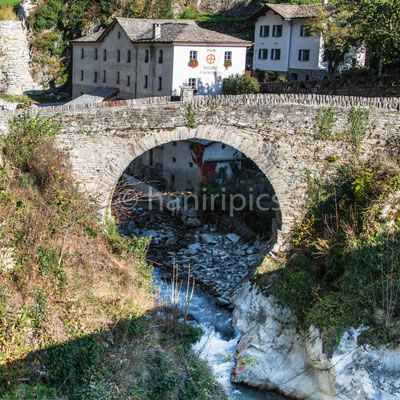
[0,113,225,399]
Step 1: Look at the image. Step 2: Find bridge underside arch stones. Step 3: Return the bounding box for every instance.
[1,93,398,243]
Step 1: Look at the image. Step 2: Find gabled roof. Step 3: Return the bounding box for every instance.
[248,3,325,21]
[72,18,252,46]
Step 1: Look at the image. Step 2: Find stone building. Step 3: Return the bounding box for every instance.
[250,3,366,81]
[127,139,245,192]
[71,18,251,99]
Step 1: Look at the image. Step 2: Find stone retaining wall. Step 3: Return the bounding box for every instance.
[0,20,41,94]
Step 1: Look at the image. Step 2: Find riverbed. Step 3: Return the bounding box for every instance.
[117,203,288,399]
[154,268,288,400]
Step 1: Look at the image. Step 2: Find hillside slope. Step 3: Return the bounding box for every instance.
[0,112,225,399]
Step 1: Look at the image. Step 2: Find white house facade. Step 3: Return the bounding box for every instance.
[127,139,245,192]
[250,3,366,81]
[71,18,251,100]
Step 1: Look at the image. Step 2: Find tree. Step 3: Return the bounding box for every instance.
[222,72,260,95]
[307,6,359,79]
[336,0,400,65]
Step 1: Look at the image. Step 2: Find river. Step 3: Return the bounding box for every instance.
[153,267,288,400]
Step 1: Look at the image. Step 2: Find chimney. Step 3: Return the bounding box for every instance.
[153,23,161,39]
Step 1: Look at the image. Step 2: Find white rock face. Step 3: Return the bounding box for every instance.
[231,281,400,400]
[18,0,36,20]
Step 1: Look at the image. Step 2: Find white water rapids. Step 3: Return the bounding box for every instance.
[154,268,288,400]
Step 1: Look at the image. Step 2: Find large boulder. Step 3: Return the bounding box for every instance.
[231,281,400,400]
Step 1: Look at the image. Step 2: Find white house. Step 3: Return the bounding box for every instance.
[127,139,245,192]
[250,3,365,81]
[71,18,252,99]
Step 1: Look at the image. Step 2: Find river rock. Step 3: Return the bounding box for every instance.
[231,281,400,400]
[216,297,230,307]
[183,217,202,227]
[227,233,240,243]
[165,236,178,246]
[188,243,202,251]
[201,234,218,244]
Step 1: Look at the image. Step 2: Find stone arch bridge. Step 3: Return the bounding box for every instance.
[0,93,399,243]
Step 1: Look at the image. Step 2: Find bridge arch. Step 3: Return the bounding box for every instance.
[88,125,291,244]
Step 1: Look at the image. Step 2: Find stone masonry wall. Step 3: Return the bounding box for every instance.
[0,20,41,94]
[0,93,398,243]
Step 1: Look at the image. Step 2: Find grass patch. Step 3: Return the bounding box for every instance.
[0,0,19,6]
[0,4,17,20]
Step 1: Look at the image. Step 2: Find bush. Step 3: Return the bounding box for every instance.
[180,6,197,19]
[222,71,260,95]
[31,0,65,33]
[269,159,400,348]
[277,75,288,82]
[314,105,337,140]
[4,113,60,172]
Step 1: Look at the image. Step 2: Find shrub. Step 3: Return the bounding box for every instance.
[277,75,288,82]
[4,113,60,172]
[342,107,370,155]
[222,71,260,95]
[180,6,197,19]
[268,159,400,348]
[186,103,196,128]
[31,0,65,33]
[314,105,337,140]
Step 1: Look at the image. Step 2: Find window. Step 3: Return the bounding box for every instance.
[81,48,84,59]
[188,78,196,89]
[258,48,268,60]
[103,49,107,61]
[144,75,148,88]
[221,144,226,149]
[190,50,197,60]
[158,76,162,91]
[158,49,163,63]
[298,49,310,62]
[260,25,269,37]
[127,75,131,87]
[94,48,98,60]
[144,49,149,63]
[116,71,120,84]
[172,141,177,146]
[172,157,176,163]
[271,49,281,60]
[272,25,283,37]
[94,71,97,83]
[189,162,193,168]
[300,25,311,37]
[103,70,106,82]
[118,31,121,39]
[224,51,232,61]
[80,70,84,81]
[117,50,121,62]
[171,174,175,183]
[127,50,131,63]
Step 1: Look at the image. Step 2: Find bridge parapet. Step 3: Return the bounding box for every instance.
[0,93,398,124]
